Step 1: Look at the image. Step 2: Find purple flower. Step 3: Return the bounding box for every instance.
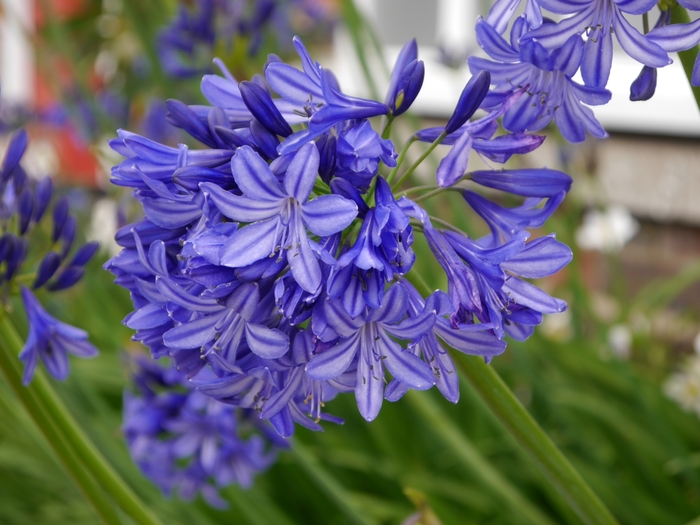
[647,10,700,87]
[385,39,425,116]
[526,0,670,88]
[328,177,415,316]
[123,360,281,508]
[335,120,397,190]
[265,37,389,154]
[202,143,357,293]
[18,286,98,385]
[485,0,543,34]
[306,283,436,421]
[416,90,546,187]
[386,282,506,403]
[470,17,611,143]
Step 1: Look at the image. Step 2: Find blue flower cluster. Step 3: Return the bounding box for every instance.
[0,129,99,384]
[475,0,699,140]
[106,36,572,437]
[158,0,335,79]
[123,358,282,507]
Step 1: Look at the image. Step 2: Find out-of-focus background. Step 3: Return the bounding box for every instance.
[1,1,700,524]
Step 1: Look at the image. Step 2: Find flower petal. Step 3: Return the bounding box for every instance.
[245,323,290,359]
[305,331,361,380]
[231,146,286,200]
[284,141,320,202]
[302,194,358,236]
[220,217,280,268]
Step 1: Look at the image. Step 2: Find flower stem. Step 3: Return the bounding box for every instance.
[452,352,620,525]
[0,316,122,525]
[406,391,558,525]
[290,440,374,525]
[391,132,447,191]
[381,115,395,139]
[0,316,164,525]
[386,136,418,186]
[670,5,700,113]
[411,186,464,204]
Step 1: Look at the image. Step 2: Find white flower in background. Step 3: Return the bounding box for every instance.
[575,205,639,253]
[88,197,120,256]
[608,324,632,360]
[541,310,573,342]
[665,356,700,418]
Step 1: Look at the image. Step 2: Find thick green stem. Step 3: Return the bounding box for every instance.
[386,136,418,186]
[0,317,122,525]
[406,392,557,525]
[0,317,164,525]
[670,5,700,113]
[453,353,620,525]
[391,133,447,191]
[381,116,395,139]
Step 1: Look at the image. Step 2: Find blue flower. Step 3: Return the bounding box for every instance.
[328,177,415,316]
[385,39,425,116]
[306,283,435,422]
[470,17,611,142]
[123,360,281,508]
[265,37,389,154]
[526,0,670,88]
[647,9,700,87]
[385,282,506,403]
[202,143,357,293]
[629,10,671,101]
[416,90,547,187]
[105,33,574,433]
[335,120,397,190]
[485,0,543,34]
[0,127,100,384]
[19,286,98,385]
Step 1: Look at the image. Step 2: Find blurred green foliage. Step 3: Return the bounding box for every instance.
[2,1,700,524]
[1,191,700,525]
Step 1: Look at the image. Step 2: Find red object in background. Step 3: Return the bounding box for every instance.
[34,0,90,27]
[32,0,100,188]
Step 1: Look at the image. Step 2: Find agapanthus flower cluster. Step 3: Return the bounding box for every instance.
[475,0,699,141]
[0,128,99,384]
[123,358,282,507]
[106,34,573,443]
[159,0,336,79]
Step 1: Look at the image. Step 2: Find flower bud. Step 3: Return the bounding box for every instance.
[391,59,425,116]
[445,71,491,134]
[239,80,293,137]
[52,197,69,242]
[33,177,53,222]
[2,128,27,181]
[33,251,61,289]
[18,187,34,235]
[630,66,657,102]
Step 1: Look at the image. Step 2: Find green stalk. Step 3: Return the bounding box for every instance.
[391,132,447,191]
[684,514,700,525]
[381,116,395,140]
[291,441,374,525]
[452,353,620,525]
[0,317,122,525]
[386,136,418,186]
[406,392,557,525]
[0,317,164,525]
[670,5,700,112]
